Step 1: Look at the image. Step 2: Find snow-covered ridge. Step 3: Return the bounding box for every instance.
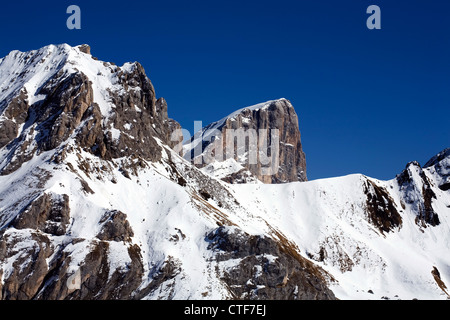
[1,139,448,299]
[0,43,172,176]
[0,43,140,116]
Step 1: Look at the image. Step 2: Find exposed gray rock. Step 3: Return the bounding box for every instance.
[186,99,307,184]
[67,241,144,300]
[12,193,70,236]
[206,226,336,300]
[363,179,402,234]
[26,239,145,300]
[133,256,182,300]
[97,210,134,242]
[0,88,28,149]
[77,44,91,55]
[0,229,53,300]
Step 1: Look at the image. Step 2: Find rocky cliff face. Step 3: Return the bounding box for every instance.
[206,226,335,300]
[184,99,307,184]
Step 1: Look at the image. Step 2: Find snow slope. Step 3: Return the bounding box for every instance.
[0,140,233,299]
[3,139,448,299]
[231,172,450,300]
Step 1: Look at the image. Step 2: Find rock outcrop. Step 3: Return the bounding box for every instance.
[363,180,402,234]
[12,192,70,236]
[396,161,440,227]
[97,210,134,242]
[206,226,336,300]
[424,148,450,191]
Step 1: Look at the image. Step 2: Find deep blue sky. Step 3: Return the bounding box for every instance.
[1,0,449,180]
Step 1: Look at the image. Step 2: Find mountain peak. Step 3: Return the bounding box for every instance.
[0,43,178,175]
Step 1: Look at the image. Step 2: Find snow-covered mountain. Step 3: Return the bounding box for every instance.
[0,44,449,300]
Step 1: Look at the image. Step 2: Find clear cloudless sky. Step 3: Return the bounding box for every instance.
[0,0,449,180]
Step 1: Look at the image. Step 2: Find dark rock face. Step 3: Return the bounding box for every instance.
[36,72,95,151]
[132,256,182,300]
[363,180,402,234]
[97,210,134,242]
[12,193,70,236]
[396,161,440,227]
[168,118,183,150]
[188,99,307,184]
[103,63,162,162]
[206,227,336,300]
[66,241,144,300]
[0,88,28,149]
[1,70,102,175]
[431,266,450,297]
[0,228,146,300]
[77,44,91,55]
[34,240,145,300]
[0,229,53,300]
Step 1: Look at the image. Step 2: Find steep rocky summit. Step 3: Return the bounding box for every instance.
[184,98,307,184]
